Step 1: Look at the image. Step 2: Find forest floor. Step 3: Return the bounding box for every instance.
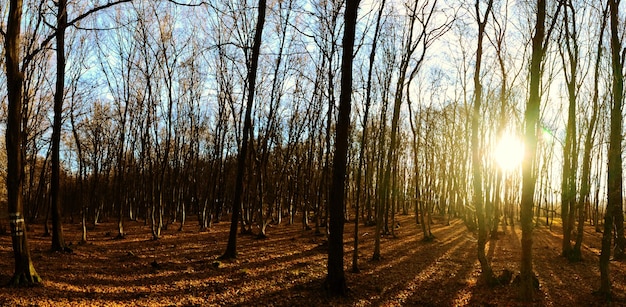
[0,214,624,306]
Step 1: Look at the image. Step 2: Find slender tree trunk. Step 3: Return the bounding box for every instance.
[472,0,494,284]
[5,0,42,286]
[70,82,86,244]
[326,0,359,296]
[375,0,421,260]
[599,0,623,297]
[353,0,386,273]
[559,1,580,259]
[520,0,545,300]
[221,0,266,259]
[50,0,68,252]
[574,2,607,261]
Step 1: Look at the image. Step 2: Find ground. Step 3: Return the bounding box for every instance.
[0,214,624,306]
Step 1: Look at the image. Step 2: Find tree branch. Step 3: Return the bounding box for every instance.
[24,0,133,68]
[166,0,209,7]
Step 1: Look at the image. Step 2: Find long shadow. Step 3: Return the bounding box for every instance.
[532,227,616,306]
[47,238,328,290]
[360,232,473,305]
[233,231,472,306]
[391,234,475,306]
[4,217,543,306]
[233,218,468,306]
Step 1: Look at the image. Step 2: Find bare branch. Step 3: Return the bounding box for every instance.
[24,0,133,68]
[67,0,133,29]
[165,0,209,7]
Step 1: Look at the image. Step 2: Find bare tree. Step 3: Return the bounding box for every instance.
[4,0,42,286]
[222,0,267,260]
[326,0,360,296]
[558,0,581,260]
[519,0,546,300]
[471,0,495,284]
[353,0,386,273]
[375,0,426,260]
[599,0,623,298]
[575,1,607,260]
[50,0,69,253]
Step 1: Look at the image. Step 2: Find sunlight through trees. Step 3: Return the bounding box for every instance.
[0,0,625,304]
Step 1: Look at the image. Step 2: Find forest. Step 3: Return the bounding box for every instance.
[1,0,626,305]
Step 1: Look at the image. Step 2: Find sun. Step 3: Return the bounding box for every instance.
[494,133,524,171]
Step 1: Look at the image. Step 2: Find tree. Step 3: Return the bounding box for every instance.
[576,1,607,260]
[609,1,626,261]
[353,0,386,273]
[519,0,546,300]
[375,0,443,259]
[599,0,623,298]
[471,0,495,285]
[488,0,518,238]
[48,0,135,249]
[253,0,295,238]
[221,0,267,260]
[326,0,360,296]
[558,0,581,260]
[50,0,70,253]
[4,0,42,286]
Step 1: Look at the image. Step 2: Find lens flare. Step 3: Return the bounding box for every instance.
[494,133,524,171]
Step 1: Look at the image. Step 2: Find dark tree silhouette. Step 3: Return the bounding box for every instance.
[471,0,495,285]
[520,0,545,300]
[326,0,360,296]
[353,0,386,273]
[558,0,579,260]
[599,0,623,298]
[4,0,42,286]
[222,0,267,259]
[51,0,69,253]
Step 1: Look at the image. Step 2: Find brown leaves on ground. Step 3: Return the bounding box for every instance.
[0,216,624,306]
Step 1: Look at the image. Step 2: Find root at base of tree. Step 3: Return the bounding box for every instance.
[7,271,42,288]
[566,249,583,262]
[592,289,612,302]
[218,251,237,260]
[422,234,435,242]
[512,272,540,290]
[493,269,514,286]
[323,277,348,297]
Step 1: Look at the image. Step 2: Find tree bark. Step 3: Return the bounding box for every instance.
[520,0,545,300]
[575,1,607,262]
[221,0,266,259]
[326,0,359,296]
[5,0,42,286]
[472,0,494,285]
[353,0,385,273]
[558,0,580,260]
[51,0,69,253]
[599,0,623,298]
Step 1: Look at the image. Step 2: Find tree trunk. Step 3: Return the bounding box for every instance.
[472,0,494,285]
[520,0,545,300]
[326,0,359,296]
[375,0,422,260]
[4,0,42,286]
[70,77,87,245]
[599,0,623,298]
[574,1,607,261]
[559,0,580,260]
[50,0,68,253]
[221,0,266,259]
[353,0,386,273]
